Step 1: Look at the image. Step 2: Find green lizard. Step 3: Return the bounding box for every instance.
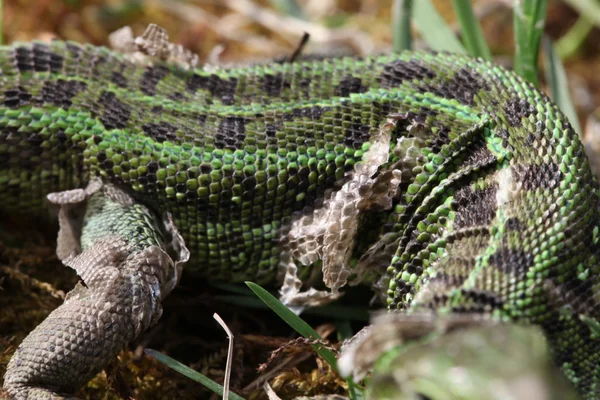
[2,24,600,399]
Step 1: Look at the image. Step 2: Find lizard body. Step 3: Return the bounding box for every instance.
[2,29,600,399]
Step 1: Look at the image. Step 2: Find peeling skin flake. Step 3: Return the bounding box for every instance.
[279,117,402,309]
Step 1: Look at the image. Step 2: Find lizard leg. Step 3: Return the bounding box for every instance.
[3,180,188,399]
[339,313,579,399]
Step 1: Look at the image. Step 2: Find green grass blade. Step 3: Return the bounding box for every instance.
[334,321,365,399]
[145,348,246,400]
[562,0,600,27]
[216,294,370,321]
[452,0,491,59]
[542,37,582,136]
[245,281,338,369]
[513,0,548,86]
[556,16,594,59]
[335,320,354,342]
[392,0,413,52]
[348,377,365,400]
[413,0,466,53]
[245,283,365,398]
[211,282,256,295]
[267,0,306,20]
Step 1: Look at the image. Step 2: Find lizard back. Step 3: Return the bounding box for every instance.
[2,40,600,397]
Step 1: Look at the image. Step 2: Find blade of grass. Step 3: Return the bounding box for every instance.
[556,16,594,60]
[347,377,365,400]
[513,0,548,86]
[334,320,365,399]
[246,282,365,399]
[335,320,354,342]
[542,36,582,136]
[562,0,600,27]
[216,294,370,321]
[452,0,491,60]
[392,0,413,52]
[267,0,306,20]
[145,348,246,400]
[413,0,466,53]
[245,281,338,368]
[211,282,256,295]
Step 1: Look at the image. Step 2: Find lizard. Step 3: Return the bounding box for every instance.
[2,23,600,399]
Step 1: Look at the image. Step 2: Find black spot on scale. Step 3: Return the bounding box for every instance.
[457,289,504,311]
[66,42,83,59]
[453,184,497,229]
[379,59,436,88]
[55,129,68,143]
[461,140,497,170]
[100,156,115,178]
[298,77,311,89]
[496,128,510,148]
[242,176,257,191]
[195,113,208,126]
[488,247,533,279]
[151,105,163,114]
[505,217,524,232]
[393,107,439,136]
[266,123,280,138]
[427,67,490,106]
[139,65,170,96]
[200,164,212,174]
[334,76,368,97]
[261,73,291,96]
[111,72,128,88]
[292,106,329,119]
[185,74,207,93]
[13,46,34,72]
[97,91,131,130]
[91,55,108,77]
[344,122,370,149]
[504,98,535,127]
[215,116,247,150]
[3,86,32,108]
[49,53,64,73]
[513,163,562,190]
[142,122,179,143]
[282,106,330,130]
[147,161,159,173]
[426,272,469,289]
[40,79,87,108]
[27,133,43,147]
[29,43,63,73]
[430,126,451,153]
[185,73,238,105]
[0,152,8,168]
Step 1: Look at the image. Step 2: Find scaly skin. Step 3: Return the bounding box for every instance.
[1,37,600,399]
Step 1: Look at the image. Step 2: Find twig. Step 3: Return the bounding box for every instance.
[288,32,310,62]
[263,381,282,400]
